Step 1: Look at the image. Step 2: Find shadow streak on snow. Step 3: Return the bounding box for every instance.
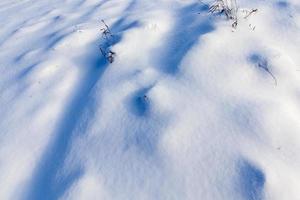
[80,0,108,20]
[238,160,265,200]
[25,15,140,200]
[276,1,290,9]
[24,44,106,200]
[154,3,214,74]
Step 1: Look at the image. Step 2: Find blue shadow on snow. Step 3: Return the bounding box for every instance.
[25,15,140,200]
[238,160,265,200]
[154,3,214,74]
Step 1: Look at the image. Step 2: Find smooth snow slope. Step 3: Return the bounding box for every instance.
[1,0,300,199]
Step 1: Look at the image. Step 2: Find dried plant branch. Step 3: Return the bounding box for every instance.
[99,20,116,64]
[209,0,238,28]
[244,8,258,19]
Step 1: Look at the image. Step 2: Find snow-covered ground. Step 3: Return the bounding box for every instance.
[1,0,300,199]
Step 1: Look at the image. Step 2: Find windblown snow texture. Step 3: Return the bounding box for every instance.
[0,0,300,199]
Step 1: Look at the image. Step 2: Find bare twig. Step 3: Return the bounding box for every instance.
[258,62,277,85]
[244,8,258,19]
[100,20,113,40]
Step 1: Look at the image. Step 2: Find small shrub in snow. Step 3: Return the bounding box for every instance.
[209,0,238,27]
[100,48,116,63]
[99,20,116,63]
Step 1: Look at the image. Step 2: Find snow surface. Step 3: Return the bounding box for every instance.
[1,0,300,199]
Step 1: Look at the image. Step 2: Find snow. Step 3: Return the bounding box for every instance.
[0,0,300,199]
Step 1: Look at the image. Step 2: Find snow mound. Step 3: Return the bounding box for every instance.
[0,0,300,199]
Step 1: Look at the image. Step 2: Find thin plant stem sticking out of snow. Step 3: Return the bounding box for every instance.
[100,20,113,40]
[243,8,258,19]
[250,54,278,86]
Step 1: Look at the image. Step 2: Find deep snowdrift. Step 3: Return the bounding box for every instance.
[1,0,300,199]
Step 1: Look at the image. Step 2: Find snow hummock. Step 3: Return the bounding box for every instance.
[1,0,300,199]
